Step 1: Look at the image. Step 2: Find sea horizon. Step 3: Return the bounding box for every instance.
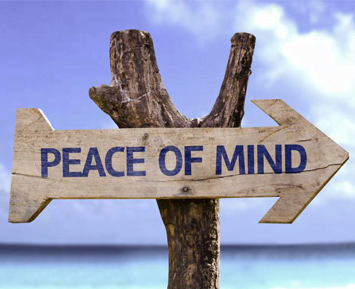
[2,241,355,246]
[1,242,354,288]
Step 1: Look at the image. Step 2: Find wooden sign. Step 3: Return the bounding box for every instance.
[9,99,348,224]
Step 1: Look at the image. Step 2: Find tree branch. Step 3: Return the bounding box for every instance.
[89,29,255,289]
[200,33,255,128]
[89,30,189,128]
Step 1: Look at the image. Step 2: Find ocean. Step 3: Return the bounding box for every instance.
[0,243,354,289]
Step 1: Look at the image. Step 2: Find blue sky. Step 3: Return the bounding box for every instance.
[0,0,354,245]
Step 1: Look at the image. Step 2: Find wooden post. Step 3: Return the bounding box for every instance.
[89,29,256,289]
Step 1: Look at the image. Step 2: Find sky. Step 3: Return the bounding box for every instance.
[0,0,354,245]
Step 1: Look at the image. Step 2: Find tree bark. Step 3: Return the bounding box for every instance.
[89,29,255,289]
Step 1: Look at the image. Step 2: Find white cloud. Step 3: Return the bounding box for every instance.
[236,4,355,200]
[233,3,355,96]
[309,0,326,24]
[147,0,355,202]
[288,0,326,24]
[147,0,231,43]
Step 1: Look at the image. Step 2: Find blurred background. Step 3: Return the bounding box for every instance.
[0,0,355,288]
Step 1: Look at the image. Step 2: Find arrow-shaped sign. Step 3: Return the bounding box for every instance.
[9,99,348,224]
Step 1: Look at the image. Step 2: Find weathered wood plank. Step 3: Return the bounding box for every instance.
[9,99,348,223]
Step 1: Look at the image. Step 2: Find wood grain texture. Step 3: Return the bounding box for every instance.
[89,30,189,129]
[10,99,348,224]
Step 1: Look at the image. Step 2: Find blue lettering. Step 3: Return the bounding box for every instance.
[105,147,125,177]
[247,145,254,174]
[63,148,82,177]
[41,148,61,178]
[185,146,203,175]
[127,147,146,176]
[216,145,245,175]
[159,146,183,176]
[257,145,282,174]
[82,147,106,177]
[285,144,307,173]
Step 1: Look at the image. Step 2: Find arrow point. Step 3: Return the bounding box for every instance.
[15,108,54,134]
[258,193,312,224]
[252,99,303,126]
[8,192,51,223]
